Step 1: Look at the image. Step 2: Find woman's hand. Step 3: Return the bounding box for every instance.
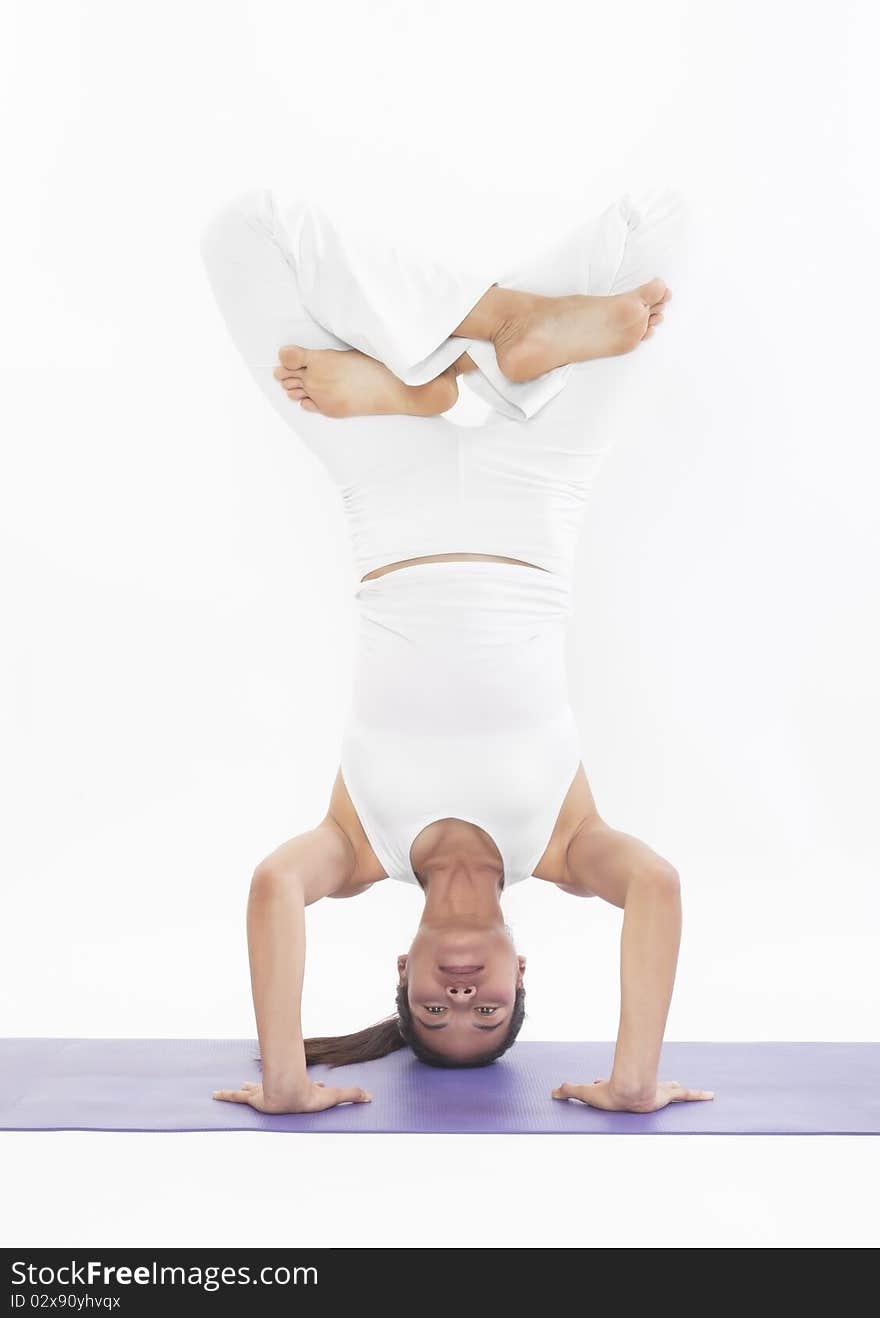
[212,1079,372,1115]
[552,1078,714,1113]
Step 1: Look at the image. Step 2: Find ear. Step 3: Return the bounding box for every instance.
[397,954,408,983]
[516,955,526,984]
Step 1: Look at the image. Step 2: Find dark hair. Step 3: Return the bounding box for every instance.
[300,982,526,1069]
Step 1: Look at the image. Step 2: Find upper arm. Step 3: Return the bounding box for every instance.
[556,819,678,910]
[552,819,631,909]
[252,816,370,906]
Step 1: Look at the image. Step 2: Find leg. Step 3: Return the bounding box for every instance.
[199,187,469,574]
[452,352,479,376]
[268,192,503,410]
[463,187,689,423]
[452,278,670,382]
[253,191,669,422]
[272,192,674,420]
[273,346,460,419]
[200,190,461,422]
[454,189,690,574]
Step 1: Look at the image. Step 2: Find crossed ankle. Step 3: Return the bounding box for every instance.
[410,365,459,416]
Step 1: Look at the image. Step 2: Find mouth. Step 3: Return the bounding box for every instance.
[439,965,484,975]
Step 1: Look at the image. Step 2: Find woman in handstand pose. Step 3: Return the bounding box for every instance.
[199,185,713,1116]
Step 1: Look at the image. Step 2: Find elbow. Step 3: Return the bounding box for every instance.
[248,862,302,906]
[629,861,681,902]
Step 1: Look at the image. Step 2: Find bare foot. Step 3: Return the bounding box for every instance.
[273,346,458,418]
[492,278,672,383]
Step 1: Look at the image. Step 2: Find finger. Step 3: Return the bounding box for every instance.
[668,1087,715,1102]
[325,1086,372,1105]
[212,1089,252,1104]
[552,1082,586,1101]
[240,1081,259,1090]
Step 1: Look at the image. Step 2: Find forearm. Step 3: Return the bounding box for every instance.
[247,875,309,1095]
[609,873,681,1101]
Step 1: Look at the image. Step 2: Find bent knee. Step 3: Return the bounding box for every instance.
[199,188,274,268]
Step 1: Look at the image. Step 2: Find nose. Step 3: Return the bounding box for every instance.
[444,984,476,999]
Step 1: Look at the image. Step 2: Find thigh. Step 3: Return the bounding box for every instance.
[199,189,459,491]
[199,189,355,381]
[200,189,349,472]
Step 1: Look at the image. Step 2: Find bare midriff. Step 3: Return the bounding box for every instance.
[360,552,548,582]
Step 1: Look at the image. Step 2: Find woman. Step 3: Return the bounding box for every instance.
[199,185,713,1117]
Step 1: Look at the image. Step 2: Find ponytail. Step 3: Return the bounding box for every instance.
[302,1013,406,1067]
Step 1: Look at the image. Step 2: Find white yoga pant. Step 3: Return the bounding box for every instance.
[199,186,688,589]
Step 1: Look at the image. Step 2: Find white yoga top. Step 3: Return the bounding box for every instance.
[200,182,687,886]
[340,562,582,885]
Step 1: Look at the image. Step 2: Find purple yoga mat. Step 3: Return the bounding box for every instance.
[0,1039,877,1134]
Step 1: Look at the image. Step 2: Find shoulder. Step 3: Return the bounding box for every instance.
[530,762,600,890]
[325,768,389,893]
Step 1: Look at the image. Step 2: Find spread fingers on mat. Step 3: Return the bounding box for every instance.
[211,1087,255,1103]
[665,1085,716,1102]
[552,1078,716,1112]
[312,1086,373,1108]
[552,1082,600,1101]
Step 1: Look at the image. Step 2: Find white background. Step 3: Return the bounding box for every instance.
[1,0,878,1249]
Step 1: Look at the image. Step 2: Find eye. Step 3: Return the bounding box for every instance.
[475,1005,499,1015]
[424,1005,447,1015]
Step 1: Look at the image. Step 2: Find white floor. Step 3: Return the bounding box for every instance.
[2,1133,877,1249]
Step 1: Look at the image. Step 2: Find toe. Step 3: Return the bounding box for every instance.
[279,345,309,371]
[637,277,668,308]
[300,398,320,413]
